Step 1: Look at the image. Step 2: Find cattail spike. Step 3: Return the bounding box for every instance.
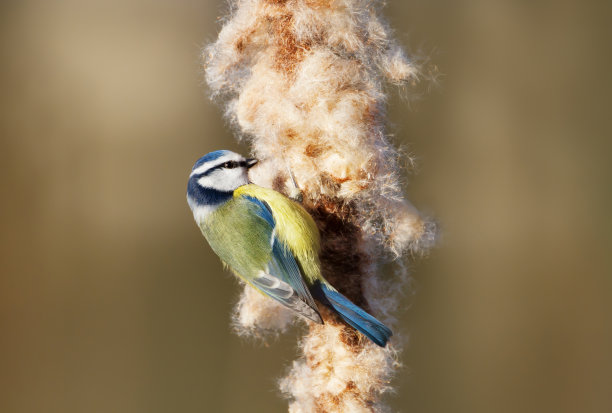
[204,0,435,410]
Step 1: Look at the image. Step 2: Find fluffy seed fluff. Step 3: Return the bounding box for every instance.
[204,0,435,411]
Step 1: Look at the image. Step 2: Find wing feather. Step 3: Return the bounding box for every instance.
[201,195,322,323]
[251,272,322,323]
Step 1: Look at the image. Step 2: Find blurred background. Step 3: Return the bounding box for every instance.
[1,0,610,412]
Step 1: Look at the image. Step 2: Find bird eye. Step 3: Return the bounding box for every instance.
[223,161,238,169]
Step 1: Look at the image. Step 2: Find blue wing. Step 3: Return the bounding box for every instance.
[238,196,322,324]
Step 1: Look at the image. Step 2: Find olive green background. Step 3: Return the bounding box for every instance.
[1,1,610,412]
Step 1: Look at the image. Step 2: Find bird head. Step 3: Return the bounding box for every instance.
[187,150,258,210]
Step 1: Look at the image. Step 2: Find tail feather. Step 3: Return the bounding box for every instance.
[311,281,392,347]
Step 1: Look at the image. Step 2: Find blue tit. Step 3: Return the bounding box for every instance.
[186,150,392,347]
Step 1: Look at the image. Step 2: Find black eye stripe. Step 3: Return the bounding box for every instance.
[223,161,242,169]
[193,159,246,178]
[224,160,247,169]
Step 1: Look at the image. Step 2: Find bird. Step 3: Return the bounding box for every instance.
[186,150,392,347]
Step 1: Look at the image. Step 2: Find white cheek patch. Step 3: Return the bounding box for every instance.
[196,175,215,189]
[198,168,249,192]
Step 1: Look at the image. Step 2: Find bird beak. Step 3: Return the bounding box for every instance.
[246,158,258,169]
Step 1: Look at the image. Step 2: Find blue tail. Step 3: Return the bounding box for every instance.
[311,281,392,347]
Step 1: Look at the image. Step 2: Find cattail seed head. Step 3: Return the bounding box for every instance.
[205,1,435,410]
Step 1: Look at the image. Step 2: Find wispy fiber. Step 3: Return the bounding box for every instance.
[204,0,434,411]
